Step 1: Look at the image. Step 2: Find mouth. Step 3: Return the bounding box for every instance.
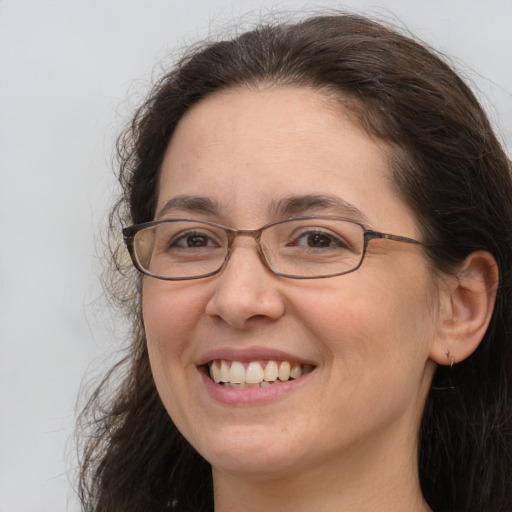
[207,360,315,389]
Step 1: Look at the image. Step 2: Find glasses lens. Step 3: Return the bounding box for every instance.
[261,218,364,277]
[133,220,228,279]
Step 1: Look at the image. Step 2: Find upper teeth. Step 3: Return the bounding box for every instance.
[209,360,313,385]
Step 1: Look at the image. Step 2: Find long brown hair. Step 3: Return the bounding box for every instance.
[77,13,512,512]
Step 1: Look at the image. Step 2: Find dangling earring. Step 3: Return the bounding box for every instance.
[432,348,457,391]
[445,348,455,367]
[431,348,457,391]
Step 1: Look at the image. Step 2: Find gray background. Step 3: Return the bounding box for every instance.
[1,1,511,511]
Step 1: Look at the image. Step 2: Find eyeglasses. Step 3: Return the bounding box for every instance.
[122,216,424,280]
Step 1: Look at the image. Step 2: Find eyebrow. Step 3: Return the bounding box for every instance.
[156,195,221,219]
[269,194,369,223]
[156,193,369,224]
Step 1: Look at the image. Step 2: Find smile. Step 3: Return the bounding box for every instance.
[208,360,315,388]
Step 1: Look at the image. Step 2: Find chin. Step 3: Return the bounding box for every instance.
[188,423,309,478]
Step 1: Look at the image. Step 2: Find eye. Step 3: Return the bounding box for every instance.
[303,232,336,248]
[286,229,350,249]
[171,230,220,248]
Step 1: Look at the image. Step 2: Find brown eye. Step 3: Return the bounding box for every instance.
[171,230,219,249]
[185,234,209,247]
[306,233,335,247]
[286,229,349,249]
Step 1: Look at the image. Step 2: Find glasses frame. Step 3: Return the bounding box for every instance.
[122,216,425,281]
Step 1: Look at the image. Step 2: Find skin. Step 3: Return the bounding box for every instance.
[142,87,444,511]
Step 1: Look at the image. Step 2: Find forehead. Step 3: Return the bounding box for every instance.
[165,86,376,171]
[157,87,417,234]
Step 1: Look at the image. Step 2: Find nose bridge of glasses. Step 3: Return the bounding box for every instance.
[226,227,263,247]
[223,226,269,270]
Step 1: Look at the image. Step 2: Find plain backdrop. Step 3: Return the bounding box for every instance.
[0,1,511,511]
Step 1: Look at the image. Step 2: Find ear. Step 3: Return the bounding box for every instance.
[429,250,499,366]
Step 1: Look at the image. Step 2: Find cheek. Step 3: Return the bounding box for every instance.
[143,280,208,347]
[301,271,437,426]
[141,281,211,430]
[141,280,210,402]
[294,265,437,377]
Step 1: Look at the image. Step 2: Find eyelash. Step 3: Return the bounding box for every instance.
[286,228,350,249]
[168,229,222,248]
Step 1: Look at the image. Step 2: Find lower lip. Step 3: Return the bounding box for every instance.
[198,367,311,406]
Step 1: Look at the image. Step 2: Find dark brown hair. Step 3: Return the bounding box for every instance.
[77,13,512,512]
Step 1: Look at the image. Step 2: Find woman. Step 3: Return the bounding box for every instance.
[78,12,512,512]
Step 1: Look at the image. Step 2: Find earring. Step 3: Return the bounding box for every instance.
[432,348,457,391]
[445,348,455,367]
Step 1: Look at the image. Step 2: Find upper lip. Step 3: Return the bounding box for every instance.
[196,346,317,367]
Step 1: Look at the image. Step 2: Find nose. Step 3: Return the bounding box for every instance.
[205,239,286,329]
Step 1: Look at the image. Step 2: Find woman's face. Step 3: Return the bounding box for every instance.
[143,87,440,481]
